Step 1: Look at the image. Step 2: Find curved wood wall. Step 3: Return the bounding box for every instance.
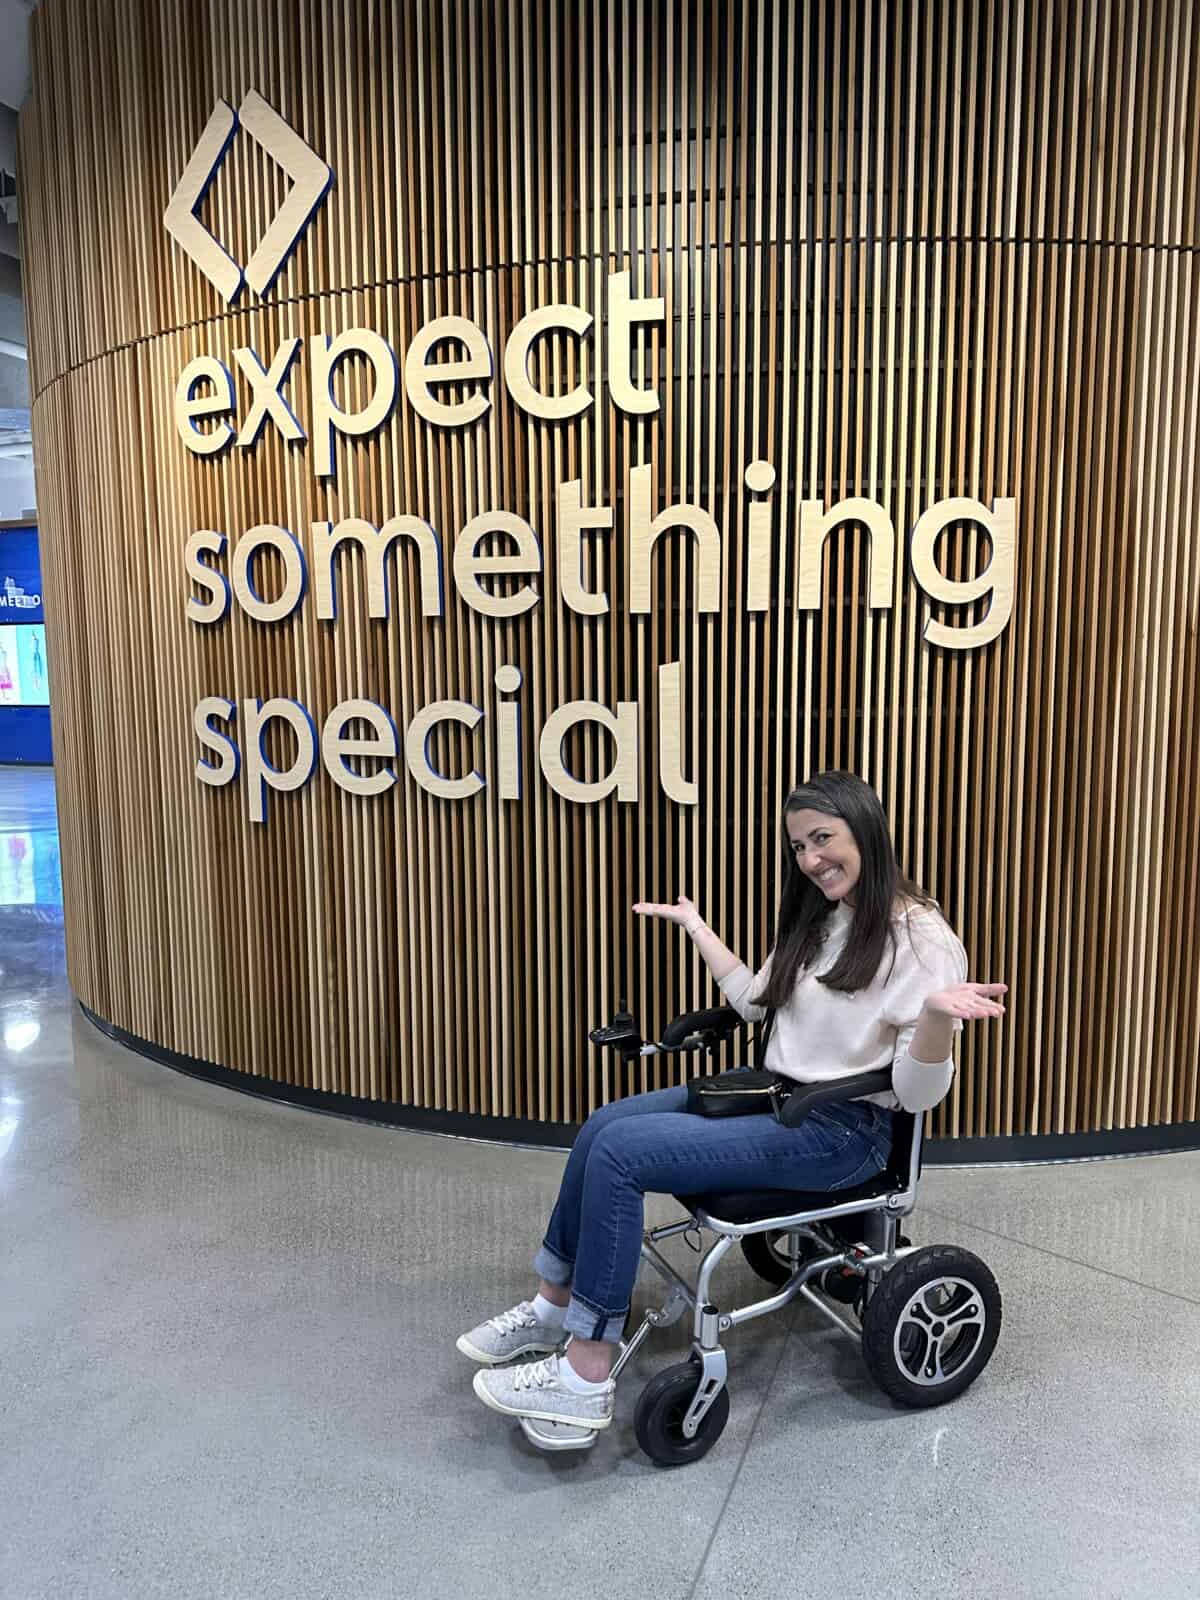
[20,0,1200,1141]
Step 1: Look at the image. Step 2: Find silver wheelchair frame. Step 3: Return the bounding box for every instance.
[613,1109,923,1441]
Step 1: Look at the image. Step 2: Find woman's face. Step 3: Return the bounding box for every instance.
[785,808,862,906]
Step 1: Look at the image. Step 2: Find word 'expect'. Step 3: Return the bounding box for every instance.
[174,270,665,476]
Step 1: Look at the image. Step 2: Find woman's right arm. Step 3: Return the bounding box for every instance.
[633,897,768,1020]
[632,895,741,980]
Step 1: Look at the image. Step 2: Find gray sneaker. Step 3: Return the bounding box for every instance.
[456,1301,564,1366]
[473,1353,615,1429]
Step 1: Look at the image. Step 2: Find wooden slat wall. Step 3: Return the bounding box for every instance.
[18,0,1200,1138]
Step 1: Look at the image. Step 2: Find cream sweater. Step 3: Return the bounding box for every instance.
[716,902,969,1113]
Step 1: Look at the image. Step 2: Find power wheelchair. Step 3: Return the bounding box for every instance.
[519,1003,1002,1466]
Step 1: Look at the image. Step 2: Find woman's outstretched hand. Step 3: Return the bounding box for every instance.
[633,895,700,928]
[923,981,1008,1021]
[634,898,744,983]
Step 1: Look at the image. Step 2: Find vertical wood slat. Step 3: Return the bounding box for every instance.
[17,0,1200,1143]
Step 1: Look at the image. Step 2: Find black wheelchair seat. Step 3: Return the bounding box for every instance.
[675,1167,904,1226]
[674,1104,919,1225]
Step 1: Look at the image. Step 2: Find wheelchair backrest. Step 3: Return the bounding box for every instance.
[887,1109,925,1194]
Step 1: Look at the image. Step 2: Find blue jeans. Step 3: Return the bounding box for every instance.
[533,1077,894,1343]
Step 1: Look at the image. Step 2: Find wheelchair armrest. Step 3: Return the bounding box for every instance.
[775,1067,895,1128]
[660,1006,743,1050]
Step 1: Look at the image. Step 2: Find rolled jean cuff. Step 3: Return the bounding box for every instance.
[563,1290,627,1345]
[533,1241,573,1286]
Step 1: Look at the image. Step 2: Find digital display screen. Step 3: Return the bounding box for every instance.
[0,624,49,707]
[0,526,44,626]
[0,526,51,764]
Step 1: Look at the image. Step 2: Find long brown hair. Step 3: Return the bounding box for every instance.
[752,771,935,1006]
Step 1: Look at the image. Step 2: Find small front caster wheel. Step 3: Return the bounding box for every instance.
[861,1244,1001,1407]
[634,1362,731,1466]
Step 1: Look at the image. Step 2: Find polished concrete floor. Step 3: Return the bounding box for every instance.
[1,764,1198,1600]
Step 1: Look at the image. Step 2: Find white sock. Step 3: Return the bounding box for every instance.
[532,1292,567,1329]
[559,1351,612,1393]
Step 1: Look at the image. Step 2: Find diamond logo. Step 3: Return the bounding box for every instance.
[164,90,332,304]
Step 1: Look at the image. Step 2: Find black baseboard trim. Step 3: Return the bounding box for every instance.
[80,1003,1200,1164]
[80,1003,579,1148]
[923,1123,1200,1164]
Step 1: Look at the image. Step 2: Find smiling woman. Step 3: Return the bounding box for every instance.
[756,774,945,1004]
[636,771,999,1118]
[461,768,1004,1424]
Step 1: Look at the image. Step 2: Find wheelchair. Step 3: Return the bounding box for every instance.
[519,1004,1002,1466]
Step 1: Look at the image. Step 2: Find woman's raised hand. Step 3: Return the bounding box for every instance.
[923,981,1008,1021]
[635,898,744,983]
[632,895,700,928]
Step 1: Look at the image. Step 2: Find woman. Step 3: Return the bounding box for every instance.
[460,771,1006,1433]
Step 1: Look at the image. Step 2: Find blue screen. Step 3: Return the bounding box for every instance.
[0,525,52,763]
[0,526,44,626]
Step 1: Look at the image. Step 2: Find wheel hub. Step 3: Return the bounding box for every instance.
[893,1275,987,1387]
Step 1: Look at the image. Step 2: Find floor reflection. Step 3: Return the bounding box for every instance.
[0,826,62,907]
[0,766,66,1024]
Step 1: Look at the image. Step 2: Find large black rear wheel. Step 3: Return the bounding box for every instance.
[860,1244,1001,1407]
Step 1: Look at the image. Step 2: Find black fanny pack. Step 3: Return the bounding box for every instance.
[685,1070,788,1118]
[685,1007,783,1117]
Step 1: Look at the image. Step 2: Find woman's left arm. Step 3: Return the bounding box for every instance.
[909,982,1008,1065]
[887,919,1007,1112]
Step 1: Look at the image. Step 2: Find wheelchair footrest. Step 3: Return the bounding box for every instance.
[519,1415,600,1452]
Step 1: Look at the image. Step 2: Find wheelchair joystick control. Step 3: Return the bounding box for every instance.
[588,1000,644,1059]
